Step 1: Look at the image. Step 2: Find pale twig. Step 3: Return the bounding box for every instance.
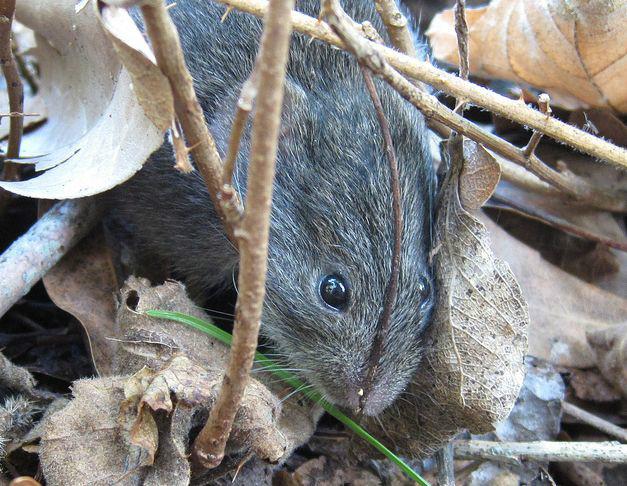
[192,0,294,468]
[319,0,626,213]
[452,0,469,116]
[373,0,416,57]
[211,0,627,173]
[562,401,627,443]
[453,439,627,464]
[435,443,456,486]
[0,0,23,194]
[359,67,402,413]
[0,199,99,318]
[139,0,238,244]
[523,93,551,157]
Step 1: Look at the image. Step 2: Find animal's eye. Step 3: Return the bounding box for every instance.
[417,275,432,306]
[319,274,350,310]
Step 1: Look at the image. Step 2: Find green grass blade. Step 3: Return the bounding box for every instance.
[145,309,429,485]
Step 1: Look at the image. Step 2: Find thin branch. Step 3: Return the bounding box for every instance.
[0,199,99,318]
[372,0,416,57]
[523,93,551,157]
[192,0,294,468]
[139,0,239,245]
[211,0,627,172]
[453,0,468,114]
[359,67,402,413]
[562,401,627,443]
[319,0,626,213]
[435,443,456,486]
[0,0,23,190]
[454,439,627,464]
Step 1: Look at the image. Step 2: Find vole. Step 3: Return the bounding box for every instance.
[107,0,435,416]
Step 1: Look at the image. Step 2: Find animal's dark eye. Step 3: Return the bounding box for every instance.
[319,274,350,310]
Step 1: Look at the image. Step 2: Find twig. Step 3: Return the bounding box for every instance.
[523,93,551,157]
[0,0,23,190]
[562,401,627,443]
[319,0,626,213]
[192,0,294,468]
[359,68,402,413]
[0,199,99,318]
[453,439,627,464]
[435,443,456,486]
[211,0,627,172]
[453,0,468,114]
[138,0,238,245]
[372,0,416,57]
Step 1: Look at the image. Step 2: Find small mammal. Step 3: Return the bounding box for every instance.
[108,0,435,416]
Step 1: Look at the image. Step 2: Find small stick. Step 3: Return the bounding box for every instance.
[373,0,416,57]
[211,0,627,172]
[319,0,626,213]
[453,0,469,114]
[192,0,294,468]
[523,93,551,157]
[0,199,99,318]
[139,0,239,245]
[359,67,402,412]
[0,0,24,189]
[453,439,627,464]
[562,401,627,443]
[435,443,456,486]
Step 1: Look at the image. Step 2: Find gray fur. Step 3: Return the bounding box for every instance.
[106,0,435,416]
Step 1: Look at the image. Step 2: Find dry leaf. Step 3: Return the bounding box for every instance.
[427,0,627,112]
[459,138,501,210]
[97,2,174,132]
[0,0,165,199]
[482,214,627,367]
[42,227,119,376]
[38,279,321,485]
[365,137,529,457]
[488,178,627,251]
[587,324,627,397]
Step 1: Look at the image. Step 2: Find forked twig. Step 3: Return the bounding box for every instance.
[372,0,416,57]
[319,0,626,213]
[0,0,24,193]
[192,0,295,468]
[138,0,239,244]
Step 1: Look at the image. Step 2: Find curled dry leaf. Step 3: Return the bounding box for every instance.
[365,136,528,457]
[0,0,165,199]
[483,214,627,368]
[427,0,627,112]
[587,324,627,398]
[38,279,320,485]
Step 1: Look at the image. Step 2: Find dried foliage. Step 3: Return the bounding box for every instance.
[36,279,320,485]
[0,0,164,198]
[427,0,627,112]
[362,137,529,456]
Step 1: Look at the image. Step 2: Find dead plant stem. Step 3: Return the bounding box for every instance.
[192,0,294,468]
[210,0,627,174]
[139,0,238,244]
[320,0,626,213]
[0,0,23,192]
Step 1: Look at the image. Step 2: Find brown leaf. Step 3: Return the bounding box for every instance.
[427,0,627,112]
[459,138,501,210]
[42,227,119,376]
[587,324,627,398]
[482,214,627,368]
[97,2,174,132]
[0,0,164,198]
[565,368,621,403]
[365,137,529,456]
